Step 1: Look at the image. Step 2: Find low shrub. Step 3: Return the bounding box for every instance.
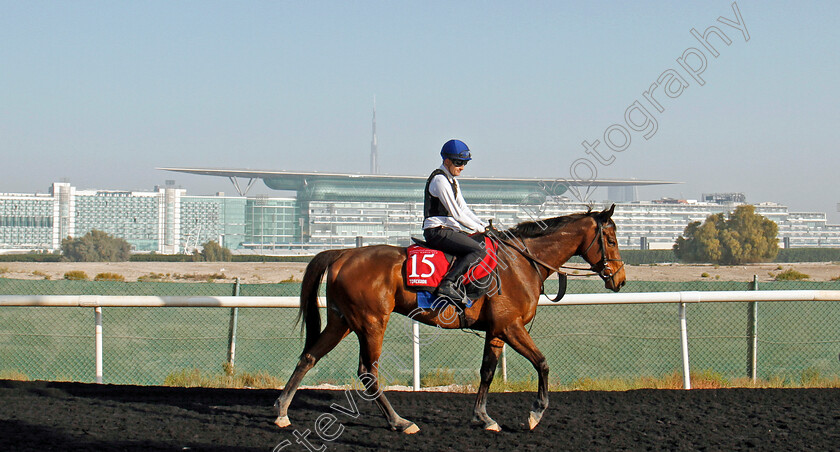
[775,248,840,263]
[94,272,126,282]
[63,270,89,281]
[0,253,62,263]
[774,268,810,281]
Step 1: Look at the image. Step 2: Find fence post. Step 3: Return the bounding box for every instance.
[679,302,691,389]
[227,278,241,371]
[501,344,507,384]
[412,320,420,390]
[747,275,758,382]
[95,307,103,384]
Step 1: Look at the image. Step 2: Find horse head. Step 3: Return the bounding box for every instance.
[579,204,626,291]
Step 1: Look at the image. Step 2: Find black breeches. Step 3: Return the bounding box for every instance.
[423,227,487,283]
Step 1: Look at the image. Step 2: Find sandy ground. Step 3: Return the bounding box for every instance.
[0,261,309,284]
[2,260,840,283]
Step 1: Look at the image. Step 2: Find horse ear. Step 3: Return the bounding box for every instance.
[598,204,616,222]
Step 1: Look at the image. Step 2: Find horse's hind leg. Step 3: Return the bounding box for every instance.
[504,321,550,430]
[274,312,350,428]
[472,335,504,431]
[356,321,419,434]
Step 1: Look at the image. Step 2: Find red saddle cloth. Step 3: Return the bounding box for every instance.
[405,236,498,289]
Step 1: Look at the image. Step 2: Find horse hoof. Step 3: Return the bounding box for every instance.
[528,411,543,430]
[274,415,291,428]
[402,423,420,434]
[485,422,501,432]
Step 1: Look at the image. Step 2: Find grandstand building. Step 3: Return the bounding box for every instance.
[2,176,840,254]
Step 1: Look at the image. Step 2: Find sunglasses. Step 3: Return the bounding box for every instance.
[450,158,469,167]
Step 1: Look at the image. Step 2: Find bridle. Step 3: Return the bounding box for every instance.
[580,221,625,288]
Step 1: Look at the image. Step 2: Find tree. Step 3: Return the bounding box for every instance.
[199,240,232,262]
[674,205,778,265]
[61,230,131,262]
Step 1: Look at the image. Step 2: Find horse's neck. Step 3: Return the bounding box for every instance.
[525,226,585,272]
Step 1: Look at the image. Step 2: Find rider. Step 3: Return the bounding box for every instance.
[423,139,489,302]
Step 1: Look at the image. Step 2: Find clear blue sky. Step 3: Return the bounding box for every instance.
[2,1,839,220]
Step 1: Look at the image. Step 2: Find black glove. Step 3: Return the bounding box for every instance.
[485,219,498,234]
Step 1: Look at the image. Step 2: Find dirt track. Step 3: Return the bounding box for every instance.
[2,261,840,283]
[1,380,838,451]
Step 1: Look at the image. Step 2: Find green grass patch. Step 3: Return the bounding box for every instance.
[420,368,457,387]
[156,367,840,391]
[163,366,285,389]
[0,369,29,381]
[774,268,810,281]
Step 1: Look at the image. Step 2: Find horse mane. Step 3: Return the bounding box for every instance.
[507,208,597,239]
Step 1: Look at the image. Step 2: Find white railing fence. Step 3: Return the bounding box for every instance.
[4,290,840,389]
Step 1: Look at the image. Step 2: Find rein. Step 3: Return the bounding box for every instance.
[489,232,569,277]
[487,218,625,301]
[486,229,571,302]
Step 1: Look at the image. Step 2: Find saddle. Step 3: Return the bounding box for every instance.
[404,234,499,307]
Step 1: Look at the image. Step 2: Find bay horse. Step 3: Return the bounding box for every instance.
[274,205,625,433]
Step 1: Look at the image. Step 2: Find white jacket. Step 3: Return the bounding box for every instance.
[422,165,488,233]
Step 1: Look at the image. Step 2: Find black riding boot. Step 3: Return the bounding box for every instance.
[434,277,466,303]
[434,256,471,305]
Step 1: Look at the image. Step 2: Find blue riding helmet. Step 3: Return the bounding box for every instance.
[440,139,472,161]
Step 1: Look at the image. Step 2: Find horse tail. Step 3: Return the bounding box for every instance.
[297,249,345,355]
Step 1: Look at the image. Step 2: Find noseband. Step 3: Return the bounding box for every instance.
[582,221,625,287]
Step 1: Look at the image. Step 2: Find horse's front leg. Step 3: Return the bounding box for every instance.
[472,335,504,431]
[504,321,550,430]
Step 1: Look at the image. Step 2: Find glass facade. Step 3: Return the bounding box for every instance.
[0,184,294,254]
[0,194,54,250]
[243,197,299,251]
[73,190,161,252]
[1,180,840,254]
[181,196,248,251]
[308,201,421,245]
[306,198,840,250]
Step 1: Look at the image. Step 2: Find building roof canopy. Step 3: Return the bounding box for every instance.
[159,167,680,202]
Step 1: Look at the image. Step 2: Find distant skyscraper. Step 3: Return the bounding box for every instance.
[607,185,638,202]
[370,97,379,174]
